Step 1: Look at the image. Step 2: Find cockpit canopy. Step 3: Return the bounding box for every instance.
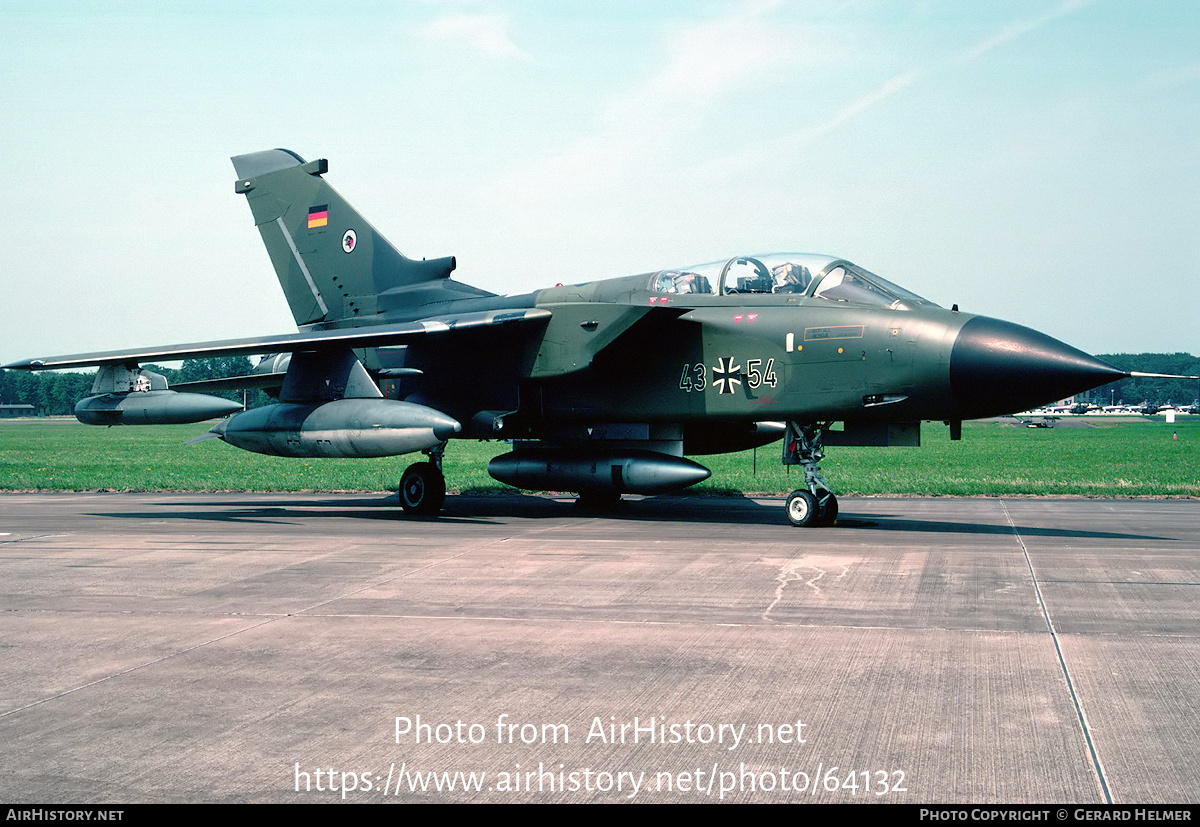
[649,253,936,310]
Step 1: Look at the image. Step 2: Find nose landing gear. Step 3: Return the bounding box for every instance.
[783,422,838,527]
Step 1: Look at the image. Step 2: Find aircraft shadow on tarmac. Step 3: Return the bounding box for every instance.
[86,493,1175,543]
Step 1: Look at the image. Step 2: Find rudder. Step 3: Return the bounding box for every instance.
[231,149,474,327]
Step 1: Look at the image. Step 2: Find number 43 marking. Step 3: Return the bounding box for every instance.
[679,363,706,392]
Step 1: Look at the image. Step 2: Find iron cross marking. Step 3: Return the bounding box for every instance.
[712,357,742,394]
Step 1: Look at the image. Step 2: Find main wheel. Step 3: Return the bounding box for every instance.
[785,489,818,527]
[399,462,446,516]
[816,491,838,526]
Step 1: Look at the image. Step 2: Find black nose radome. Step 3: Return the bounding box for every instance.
[950,316,1125,419]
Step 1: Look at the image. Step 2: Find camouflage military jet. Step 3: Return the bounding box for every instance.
[4,149,1155,525]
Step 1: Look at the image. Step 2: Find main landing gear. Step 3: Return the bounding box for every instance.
[399,443,446,516]
[782,422,838,527]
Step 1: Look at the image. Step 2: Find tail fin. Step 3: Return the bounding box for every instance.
[231,149,487,327]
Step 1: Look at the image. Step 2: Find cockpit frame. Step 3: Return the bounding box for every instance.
[647,253,936,310]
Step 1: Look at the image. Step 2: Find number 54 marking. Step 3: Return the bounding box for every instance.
[746,358,778,389]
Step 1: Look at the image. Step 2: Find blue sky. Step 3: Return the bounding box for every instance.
[2,0,1197,363]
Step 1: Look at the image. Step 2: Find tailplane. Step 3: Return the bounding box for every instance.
[231,149,491,327]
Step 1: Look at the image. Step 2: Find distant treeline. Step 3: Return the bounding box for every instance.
[0,357,271,415]
[3,352,1197,417]
[1086,353,1200,405]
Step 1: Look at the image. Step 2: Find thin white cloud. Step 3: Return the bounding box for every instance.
[802,70,919,145]
[692,69,919,182]
[1139,60,1200,92]
[487,1,804,218]
[701,0,1097,180]
[955,0,1094,64]
[418,12,530,61]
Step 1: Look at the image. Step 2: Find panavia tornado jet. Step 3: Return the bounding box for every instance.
[5,149,1152,525]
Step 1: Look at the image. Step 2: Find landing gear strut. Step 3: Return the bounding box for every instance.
[399,443,446,516]
[782,422,838,527]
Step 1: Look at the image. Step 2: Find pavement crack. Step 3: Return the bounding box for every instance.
[1001,499,1113,804]
[0,616,277,720]
[0,534,67,545]
[762,560,843,622]
[0,539,502,720]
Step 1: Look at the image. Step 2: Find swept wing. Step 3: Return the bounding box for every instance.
[3,308,551,371]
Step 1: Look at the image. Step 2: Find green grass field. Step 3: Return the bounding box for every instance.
[1,417,1196,497]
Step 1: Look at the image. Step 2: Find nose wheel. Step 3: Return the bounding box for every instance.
[785,488,838,527]
[817,490,838,525]
[782,422,838,527]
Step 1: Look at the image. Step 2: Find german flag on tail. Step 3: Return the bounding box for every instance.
[307,205,329,229]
